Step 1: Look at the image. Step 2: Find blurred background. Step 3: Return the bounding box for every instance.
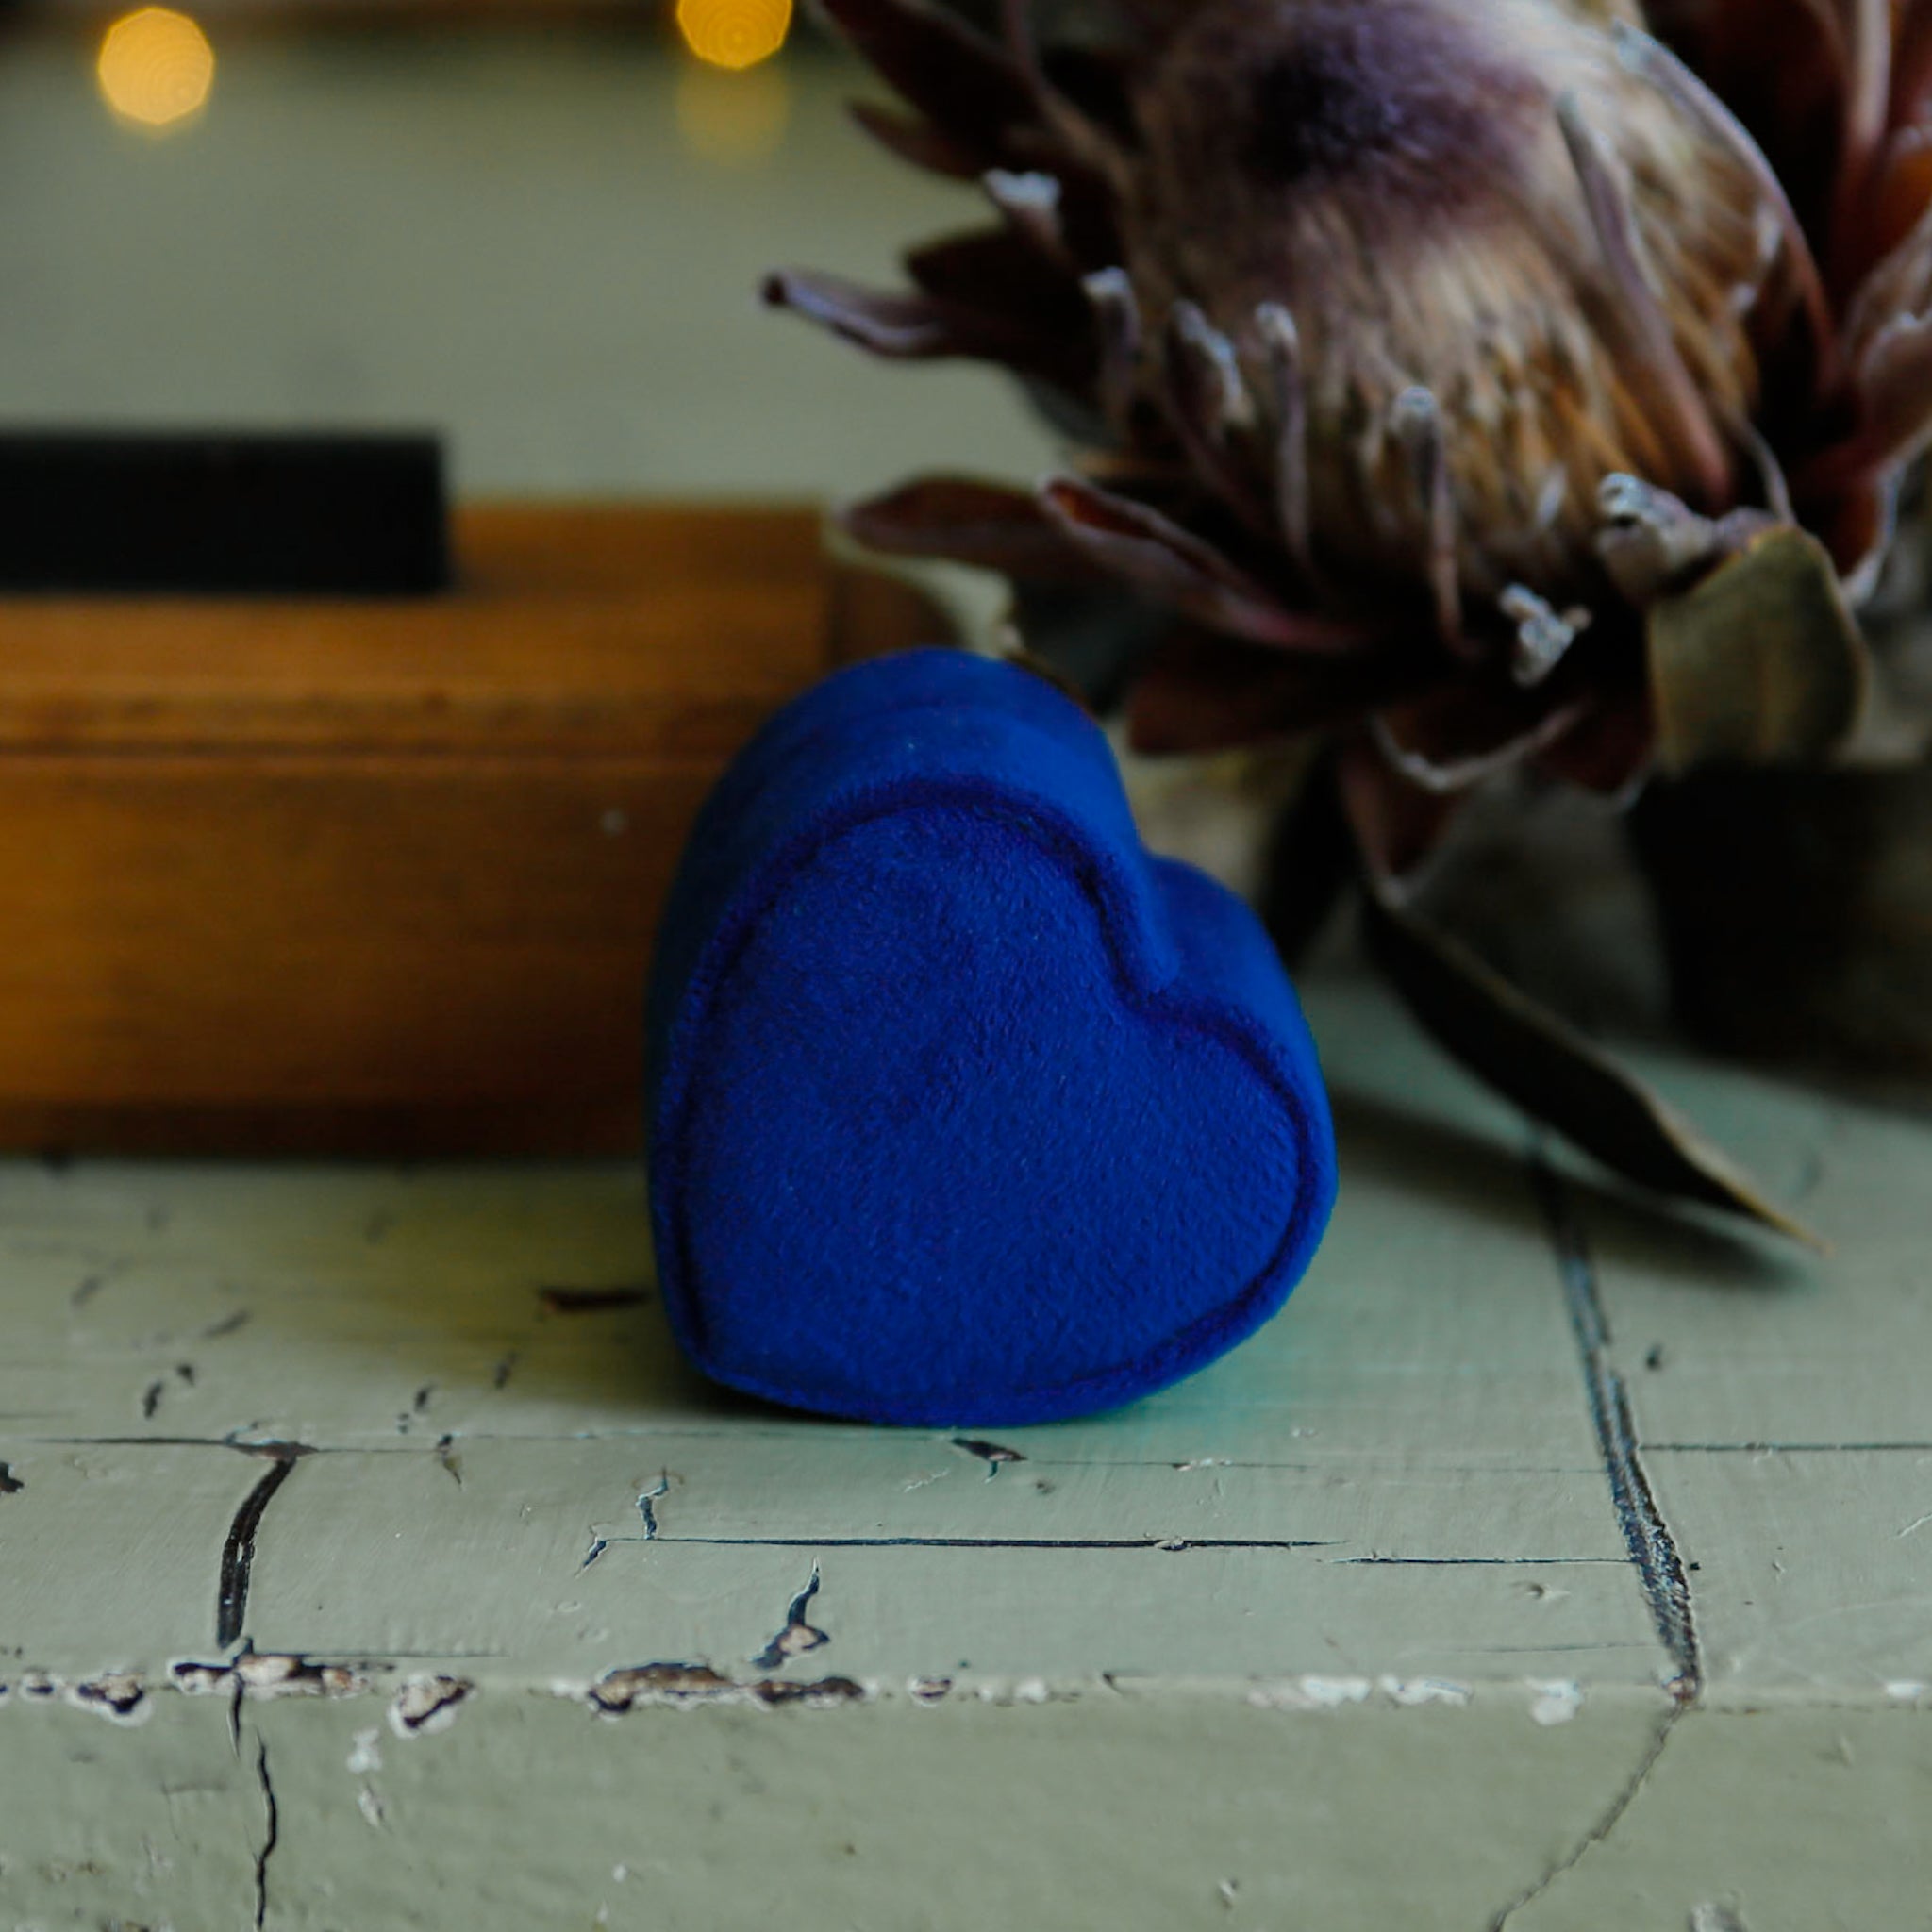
[0,0,1056,499]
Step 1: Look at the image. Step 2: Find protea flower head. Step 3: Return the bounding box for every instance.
[764,0,1932,1236]
[768,0,1928,808]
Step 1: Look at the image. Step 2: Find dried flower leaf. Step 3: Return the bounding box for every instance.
[847,99,985,180]
[816,0,1036,163]
[905,229,1088,332]
[762,269,1086,393]
[1360,880,1819,1244]
[842,476,1107,582]
[1337,740,1813,1241]
[1038,475,1370,654]
[1647,525,1873,771]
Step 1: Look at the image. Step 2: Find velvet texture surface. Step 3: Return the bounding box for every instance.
[645,650,1337,1426]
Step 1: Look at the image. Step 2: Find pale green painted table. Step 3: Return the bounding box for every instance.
[0,22,1927,1930]
[2,972,1927,1929]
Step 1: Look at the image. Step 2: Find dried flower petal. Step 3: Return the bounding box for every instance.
[1647,525,1872,768]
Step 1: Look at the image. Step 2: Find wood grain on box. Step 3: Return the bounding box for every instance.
[0,504,948,1156]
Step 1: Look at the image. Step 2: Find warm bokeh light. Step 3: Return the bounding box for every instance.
[97,7,215,131]
[675,57,791,165]
[675,0,792,72]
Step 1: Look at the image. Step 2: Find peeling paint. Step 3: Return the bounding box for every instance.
[588,1662,867,1714]
[174,1655,367,1701]
[67,1672,151,1725]
[1529,1681,1585,1726]
[751,1674,866,1707]
[1690,1905,1751,1932]
[1246,1676,1374,1713]
[590,1662,736,1712]
[952,1439,1024,1479]
[346,1727,383,1774]
[389,1674,474,1738]
[751,1565,829,1673]
[1381,1676,1474,1708]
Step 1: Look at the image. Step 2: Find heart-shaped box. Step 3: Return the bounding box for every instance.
[645,650,1336,1426]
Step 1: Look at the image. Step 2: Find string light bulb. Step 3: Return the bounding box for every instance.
[675,0,792,72]
[96,7,215,131]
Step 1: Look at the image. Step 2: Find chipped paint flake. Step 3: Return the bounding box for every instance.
[389,1674,473,1738]
[175,1654,367,1702]
[346,1727,383,1774]
[1380,1676,1474,1707]
[1302,1675,1374,1708]
[1246,1676,1374,1712]
[1529,1680,1584,1726]
[1690,1905,1751,1932]
[68,1672,150,1725]
[751,1564,829,1673]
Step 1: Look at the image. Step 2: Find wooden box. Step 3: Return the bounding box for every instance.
[0,504,942,1156]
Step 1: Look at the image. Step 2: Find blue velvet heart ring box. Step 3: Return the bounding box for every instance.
[644,649,1337,1426]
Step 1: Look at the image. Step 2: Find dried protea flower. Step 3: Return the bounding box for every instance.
[766,0,1932,1234]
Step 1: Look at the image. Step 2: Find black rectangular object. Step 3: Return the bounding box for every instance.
[0,431,450,595]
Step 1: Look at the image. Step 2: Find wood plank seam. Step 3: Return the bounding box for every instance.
[214,1443,315,1650]
[1477,1150,1708,1924]
[1531,1152,1703,1698]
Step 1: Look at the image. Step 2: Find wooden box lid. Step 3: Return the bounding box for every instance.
[0,503,946,1156]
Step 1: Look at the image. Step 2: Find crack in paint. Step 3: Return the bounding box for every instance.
[641,1536,1336,1551]
[217,1445,312,1651]
[751,1564,829,1672]
[1530,1157,1701,1696]
[952,1438,1025,1479]
[538,1285,650,1314]
[1647,1441,1932,1454]
[580,1476,671,1571]
[1486,1704,1683,1930]
[639,1473,668,1539]
[1334,1556,1624,1568]
[251,1732,279,1932]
